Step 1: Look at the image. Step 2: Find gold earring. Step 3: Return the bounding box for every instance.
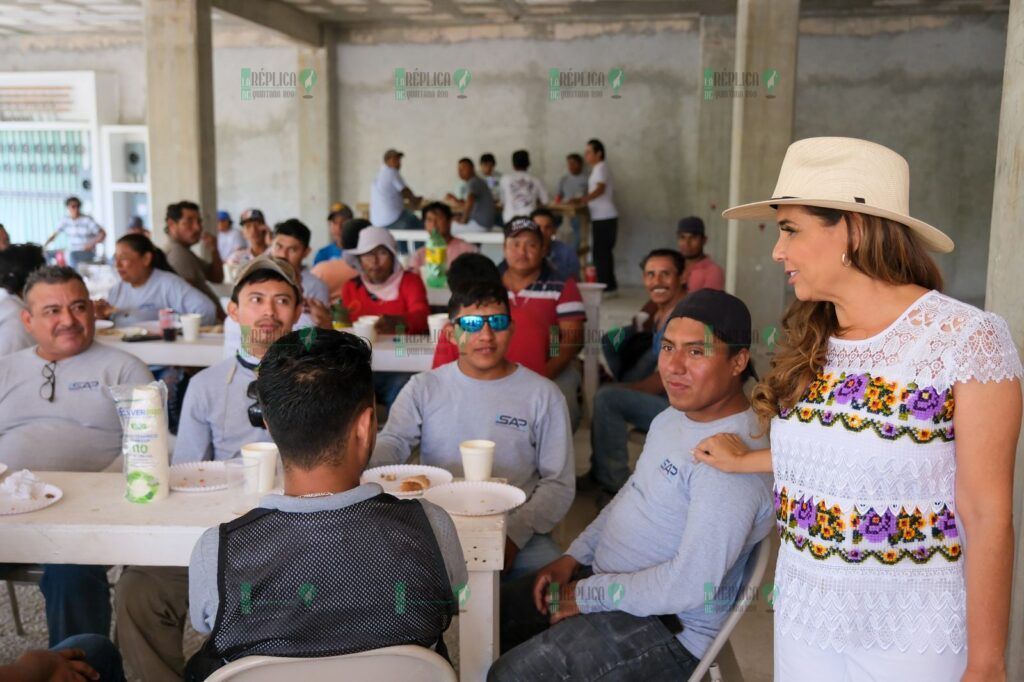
[841,252,852,267]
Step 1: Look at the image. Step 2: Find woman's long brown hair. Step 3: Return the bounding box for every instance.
[750,207,945,431]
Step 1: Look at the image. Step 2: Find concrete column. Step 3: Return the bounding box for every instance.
[695,15,736,269]
[296,26,337,249]
[725,0,800,360]
[143,0,217,244]
[986,0,1024,675]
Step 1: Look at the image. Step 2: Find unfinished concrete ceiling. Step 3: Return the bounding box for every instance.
[0,0,1009,36]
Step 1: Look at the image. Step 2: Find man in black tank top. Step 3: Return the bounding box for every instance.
[184,329,466,680]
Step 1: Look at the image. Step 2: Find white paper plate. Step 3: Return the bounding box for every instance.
[95,319,114,330]
[361,465,454,498]
[424,481,526,516]
[0,483,63,516]
[170,461,227,492]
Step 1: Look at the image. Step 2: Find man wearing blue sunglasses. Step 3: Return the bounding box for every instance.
[371,280,575,580]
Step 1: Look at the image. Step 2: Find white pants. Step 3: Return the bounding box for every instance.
[775,632,967,681]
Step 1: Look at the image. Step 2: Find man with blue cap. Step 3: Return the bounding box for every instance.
[216,210,246,262]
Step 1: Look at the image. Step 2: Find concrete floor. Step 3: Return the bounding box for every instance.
[0,285,775,681]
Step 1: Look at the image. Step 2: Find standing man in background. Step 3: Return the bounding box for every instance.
[578,139,618,295]
[44,196,106,269]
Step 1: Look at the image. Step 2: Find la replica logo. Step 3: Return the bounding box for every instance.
[495,414,529,431]
[659,458,679,478]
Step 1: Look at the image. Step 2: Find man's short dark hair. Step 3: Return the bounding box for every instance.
[273,218,312,249]
[640,248,685,274]
[458,157,474,167]
[511,149,530,170]
[529,207,555,224]
[447,253,501,293]
[448,280,510,320]
[422,201,453,222]
[166,200,200,223]
[587,139,605,160]
[255,329,374,469]
[0,244,45,297]
[479,153,496,165]
[22,265,85,301]
[341,218,372,250]
[65,196,81,207]
[566,153,583,164]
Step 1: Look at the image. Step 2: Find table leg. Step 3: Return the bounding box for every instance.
[459,569,499,682]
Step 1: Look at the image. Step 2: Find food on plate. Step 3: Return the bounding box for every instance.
[380,472,398,482]
[398,474,431,492]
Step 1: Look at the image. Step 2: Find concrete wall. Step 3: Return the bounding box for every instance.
[0,12,1008,301]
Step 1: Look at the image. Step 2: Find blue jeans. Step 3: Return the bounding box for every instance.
[374,371,412,411]
[589,385,669,493]
[384,210,423,254]
[492,570,698,680]
[504,534,562,583]
[40,564,112,647]
[53,633,126,682]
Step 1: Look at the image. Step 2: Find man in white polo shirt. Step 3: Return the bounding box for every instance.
[370,148,423,234]
[43,196,106,269]
[115,257,304,682]
[0,265,152,648]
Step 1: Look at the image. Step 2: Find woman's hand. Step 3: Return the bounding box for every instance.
[692,433,754,473]
[92,299,114,320]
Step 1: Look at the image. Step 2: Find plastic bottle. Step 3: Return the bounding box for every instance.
[424,230,448,288]
[331,301,351,330]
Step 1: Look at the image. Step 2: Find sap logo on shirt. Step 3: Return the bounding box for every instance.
[495,414,529,431]
[68,381,100,391]
[659,458,679,479]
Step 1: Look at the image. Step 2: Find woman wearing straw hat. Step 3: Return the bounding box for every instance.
[692,137,1022,681]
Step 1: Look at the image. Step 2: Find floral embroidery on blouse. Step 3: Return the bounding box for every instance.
[778,371,956,443]
[773,486,962,565]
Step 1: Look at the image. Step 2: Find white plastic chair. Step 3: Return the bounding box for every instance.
[688,536,772,682]
[204,644,457,682]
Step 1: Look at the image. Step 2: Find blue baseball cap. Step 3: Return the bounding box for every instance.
[217,210,231,222]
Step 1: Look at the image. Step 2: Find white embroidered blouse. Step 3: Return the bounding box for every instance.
[770,290,1022,653]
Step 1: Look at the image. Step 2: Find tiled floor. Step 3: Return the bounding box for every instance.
[0,286,774,680]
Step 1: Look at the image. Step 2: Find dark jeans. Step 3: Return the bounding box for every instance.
[492,571,698,681]
[589,385,668,493]
[40,564,112,647]
[54,633,126,682]
[592,218,618,291]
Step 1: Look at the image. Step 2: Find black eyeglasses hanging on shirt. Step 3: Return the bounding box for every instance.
[40,361,57,402]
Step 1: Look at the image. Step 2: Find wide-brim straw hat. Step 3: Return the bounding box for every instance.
[722,137,954,253]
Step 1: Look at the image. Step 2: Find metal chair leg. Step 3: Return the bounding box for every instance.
[6,580,25,637]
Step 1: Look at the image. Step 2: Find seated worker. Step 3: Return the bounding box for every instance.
[115,257,304,682]
[0,243,45,357]
[184,329,467,680]
[0,266,152,648]
[490,290,773,680]
[581,249,687,499]
[407,202,478,273]
[270,218,332,328]
[530,207,579,281]
[313,203,354,265]
[372,280,574,580]
[343,226,430,408]
[95,234,217,326]
[676,216,725,293]
[429,218,586,430]
[311,218,370,301]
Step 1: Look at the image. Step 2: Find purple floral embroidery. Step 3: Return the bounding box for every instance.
[906,387,945,421]
[794,497,816,529]
[914,547,930,560]
[847,548,863,562]
[934,509,958,539]
[834,374,869,405]
[858,508,895,543]
[820,410,837,425]
[773,489,781,513]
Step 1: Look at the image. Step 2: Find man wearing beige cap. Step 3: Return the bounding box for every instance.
[370,148,423,234]
[115,257,304,682]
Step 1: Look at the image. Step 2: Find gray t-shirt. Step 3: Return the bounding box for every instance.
[172,356,268,463]
[0,291,32,357]
[566,407,773,658]
[164,240,223,314]
[557,171,590,201]
[107,268,218,326]
[0,343,153,471]
[465,175,497,228]
[300,267,330,305]
[370,362,575,548]
[188,482,468,634]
